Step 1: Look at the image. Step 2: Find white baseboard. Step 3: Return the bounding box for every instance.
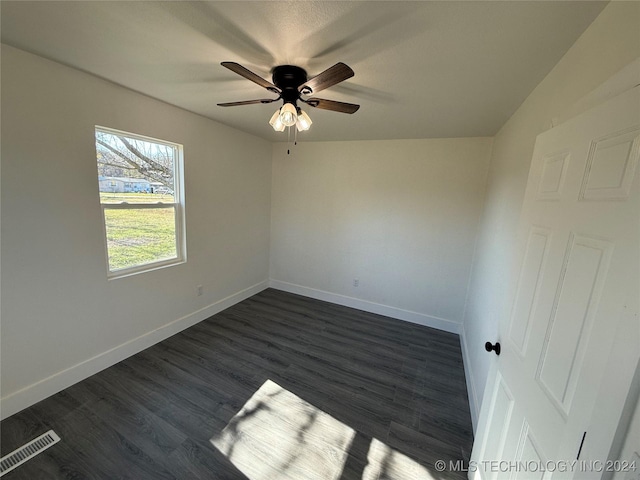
[0,280,269,420]
[268,279,462,335]
[460,325,480,433]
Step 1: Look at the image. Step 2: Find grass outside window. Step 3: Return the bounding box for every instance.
[103,203,177,271]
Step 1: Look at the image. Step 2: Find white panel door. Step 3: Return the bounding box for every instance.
[471,86,640,480]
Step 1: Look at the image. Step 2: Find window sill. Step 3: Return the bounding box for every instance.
[107,257,186,280]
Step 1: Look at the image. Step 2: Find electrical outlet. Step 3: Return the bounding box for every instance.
[353,278,359,287]
[197,285,203,296]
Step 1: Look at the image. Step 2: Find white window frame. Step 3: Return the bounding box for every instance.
[95,126,186,279]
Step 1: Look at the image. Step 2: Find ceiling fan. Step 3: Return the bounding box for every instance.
[217,62,360,132]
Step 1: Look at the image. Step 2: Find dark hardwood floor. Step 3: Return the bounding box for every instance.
[1,289,473,479]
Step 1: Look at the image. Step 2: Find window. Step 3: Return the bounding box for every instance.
[95,126,185,278]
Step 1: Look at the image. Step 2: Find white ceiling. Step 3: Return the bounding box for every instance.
[1,1,607,142]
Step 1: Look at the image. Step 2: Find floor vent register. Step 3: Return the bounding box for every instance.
[0,430,61,476]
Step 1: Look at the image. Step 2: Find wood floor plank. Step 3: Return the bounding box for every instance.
[46,403,177,479]
[167,438,250,480]
[88,395,187,466]
[97,362,226,443]
[1,289,473,479]
[385,421,466,479]
[0,410,48,456]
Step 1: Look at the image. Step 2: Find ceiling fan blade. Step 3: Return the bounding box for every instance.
[306,97,360,114]
[299,62,354,95]
[221,62,280,93]
[217,98,279,107]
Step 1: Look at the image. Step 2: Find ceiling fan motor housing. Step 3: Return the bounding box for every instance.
[217,61,359,114]
[272,65,308,104]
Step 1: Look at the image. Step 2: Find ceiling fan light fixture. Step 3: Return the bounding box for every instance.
[219,62,359,133]
[279,103,297,127]
[296,109,312,131]
[269,109,286,131]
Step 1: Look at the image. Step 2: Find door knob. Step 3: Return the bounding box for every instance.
[485,341,501,356]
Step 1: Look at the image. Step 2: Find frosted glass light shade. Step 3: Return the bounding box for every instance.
[296,110,312,131]
[280,103,297,127]
[269,109,285,132]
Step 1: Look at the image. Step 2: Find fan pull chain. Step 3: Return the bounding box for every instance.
[287,126,291,155]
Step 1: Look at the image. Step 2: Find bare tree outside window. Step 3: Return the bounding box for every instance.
[96,131,174,191]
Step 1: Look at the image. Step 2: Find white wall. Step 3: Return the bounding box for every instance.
[0,45,272,418]
[270,138,493,333]
[462,2,640,429]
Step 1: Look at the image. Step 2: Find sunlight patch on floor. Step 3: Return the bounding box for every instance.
[211,379,442,480]
[363,438,439,480]
[211,379,356,480]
